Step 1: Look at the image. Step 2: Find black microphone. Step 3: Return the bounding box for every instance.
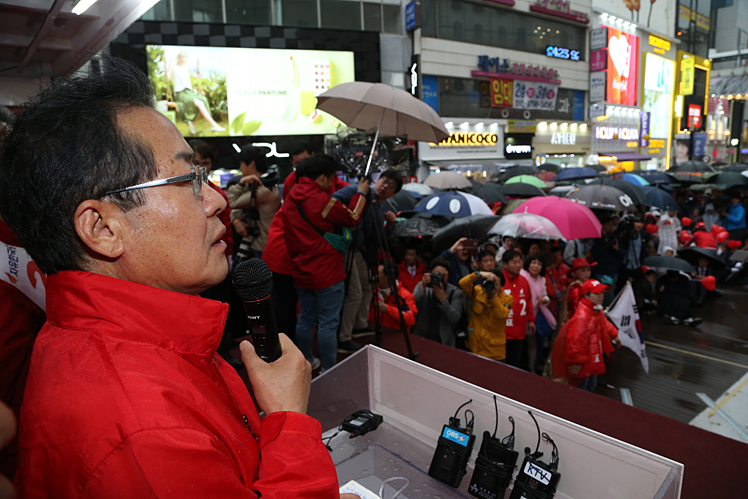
[232,258,282,363]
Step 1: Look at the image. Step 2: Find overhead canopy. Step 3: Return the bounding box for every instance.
[600,152,653,162]
[424,159,525,172]
[710,74,748,97]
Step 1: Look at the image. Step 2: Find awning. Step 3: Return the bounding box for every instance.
[710,74,748,96]
[599,152,652,162]
[424,159,533,171]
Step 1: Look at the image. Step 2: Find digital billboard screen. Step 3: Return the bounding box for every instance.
[146,45,355,137]
[605,27,639,106]
[643,53,675,140]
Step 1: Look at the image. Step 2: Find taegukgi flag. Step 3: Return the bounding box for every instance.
[606,281,649,374]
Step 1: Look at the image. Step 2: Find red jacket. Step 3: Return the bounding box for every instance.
[369,283,417,329]
[284,177,366,289]
[14,271,338,498]
[502,270,535,340]
[551,297,618,382]
[686,230,717,250]
[283,170,348,200]
[209,181,234,258]
[397,260,426,293]
[566,281,585,320]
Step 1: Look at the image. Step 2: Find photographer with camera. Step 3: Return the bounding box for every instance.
[370,260,417,330]
[228,145,281,260]
[412,258,466,348]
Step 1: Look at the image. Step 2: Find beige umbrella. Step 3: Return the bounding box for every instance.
[317,82,449,176]
[423,171,473,190]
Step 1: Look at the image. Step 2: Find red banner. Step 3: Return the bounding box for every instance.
[490,78,514,108]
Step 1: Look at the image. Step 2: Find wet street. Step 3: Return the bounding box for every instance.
[599,283,748,425]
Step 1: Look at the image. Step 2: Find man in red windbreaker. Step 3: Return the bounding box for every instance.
[1,56,343,498]
[284,154,369,372]
[371,260,417,329]
[398,243,427,293]
[501,249,535,370]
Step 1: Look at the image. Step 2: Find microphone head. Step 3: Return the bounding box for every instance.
[232,258,273,301]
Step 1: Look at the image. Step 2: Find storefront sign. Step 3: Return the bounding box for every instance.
[405,1,421,32]
[590,103,605,119]
[422,75,438,113]
[530,0,589,24]
[590,72,606,103]
[474,56,560,82]
[508,120,536,133]
[590,49,607,71]
[573,91,585,121]
[477,55,511,73]
[513,81,558,111]
[595,126,639,141]
[649,139,665,148]
[420,126,504,161]
[546,46,581,61]
[434,132,499,146]
[648,35,671,54]
[640,112,650,147]
[605,27,639,106]
[688,104,702,129]
[591,28,608,51]
[551,132,576,145]
[693,132,708,157]
[681,56,695,96]
[504,133,534,159]
[490,78,514,108]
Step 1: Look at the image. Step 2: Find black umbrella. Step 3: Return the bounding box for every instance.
[585,164,607,172]
[383,189,418,214]
[567,185,635,211]
[495,166,541,182]
[640,186,679,211]
[704,171,748,188]
[723,163,748,172]
[494,182,547,198]
[391,212,449,238]
[431,214,502,253]
[472,183,509,204]
[538,162,560,172]
[670,160,716,173]
[643,255,696,274]
[595,178,647,205]
[677,247,727,269]
[637,171,678,184]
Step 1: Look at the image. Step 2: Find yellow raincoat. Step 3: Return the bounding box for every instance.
[459,272,514,361]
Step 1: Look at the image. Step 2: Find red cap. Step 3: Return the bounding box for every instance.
[582,279,609,294]
[696,221,706,229]
[570,257,596,271]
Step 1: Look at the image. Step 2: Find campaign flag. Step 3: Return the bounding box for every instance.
[1,239,46,310]
[606,281,648,373]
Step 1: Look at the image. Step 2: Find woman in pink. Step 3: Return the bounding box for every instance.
[520,254,557,374]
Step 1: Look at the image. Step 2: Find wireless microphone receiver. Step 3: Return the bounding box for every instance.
[232,258,282,363]
[508,411,561,499]
[428,399,476,488]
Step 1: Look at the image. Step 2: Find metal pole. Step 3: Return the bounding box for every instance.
[364,111,385,178]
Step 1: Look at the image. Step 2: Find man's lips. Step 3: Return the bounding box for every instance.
[212,226,227,246]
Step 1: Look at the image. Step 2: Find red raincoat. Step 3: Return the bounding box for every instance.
[397,260,427,293]
[502,270,535,340]
[14,271,339,498]
[368,282,418,329]
[551,297,618,383]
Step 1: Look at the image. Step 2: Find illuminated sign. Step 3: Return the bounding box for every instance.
[595,126,640,141]
[681,56,695,95]
[476,55,559,81]
[648,35,671,54]
[551,132,577,145]
[688,104,702,129]
[490,78,514,108]
[433,132,499,146]
[546,46,581,61]
[504,134,534,159]
[605,27,639,106]
[649,139,665,148]
[506,144,532,154]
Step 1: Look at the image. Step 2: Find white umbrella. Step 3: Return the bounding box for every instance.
[488,212,565,240]
[402,183,435,197]
[423,171,473,191]
[317,82,449,176]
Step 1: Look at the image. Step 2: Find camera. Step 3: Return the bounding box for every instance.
[483,279,496,293]
[259,165,280,189]
[428,271,445,288]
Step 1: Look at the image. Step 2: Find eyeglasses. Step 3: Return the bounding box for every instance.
[102,164,208,198]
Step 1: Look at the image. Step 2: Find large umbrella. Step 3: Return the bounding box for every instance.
[504,174,546,188]
[618,173,650,186]
[515,196,602,240]
[723,163,748,172]
[391,212,449,238]
[677,247,727,269]
[472,183,509,204]
[637,171,678,184]
[401,183,435,197]
[382,189,418,213]
[640,186,679,211]
[494,182,547,198]
[585,164,607,173]
[495,166,541,182]
[548,185,576,197]
[596,178,647,205]
[538,162,560,172]
[568,185,635,211]
[431,214,502,253]
[704,171,748,188]
[423,171,473,190]
[670,160,716,174]
[643,255,695,274]
[488,212,565,240]
[414,191,493,218]
[554,167,600,182]
[317,82,449,176]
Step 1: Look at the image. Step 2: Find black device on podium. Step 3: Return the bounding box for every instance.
[428,399,476,488]
[468,396,519,499]
[508,411,561,499]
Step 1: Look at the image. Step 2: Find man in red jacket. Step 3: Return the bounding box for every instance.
[0,56,342,498]
[284,154,369,371]
[398,243,426,293]
[371,260,418,329]
[501,249,535,370]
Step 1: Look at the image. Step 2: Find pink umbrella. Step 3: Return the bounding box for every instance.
[539,171,556,182]
[515,196,601,239]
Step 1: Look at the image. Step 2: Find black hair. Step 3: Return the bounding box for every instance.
[189,139,214,162]
[644,269,656,277]
[378,169,403,193]
[0,55,158,275]
[478,249,496,261]
[296,154,340,180]
[405,239,420,253]
[289,141,312,157]
[0,105,14,125]
[502,248,521,264]
[491,268,506,287]
[523,254,546,276]
[238,145,269,173]
[429,257,451,273]
[380,260,399,287]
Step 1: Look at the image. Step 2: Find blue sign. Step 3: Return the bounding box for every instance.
[693,132,708,158]
[477,55,510,73]
[441,427,469,447]
[573,90,585,121]
[422,75,438,113]
[546,46,581,62]
[405,1,417,32]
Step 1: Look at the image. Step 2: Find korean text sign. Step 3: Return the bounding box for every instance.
[605,27,639,106]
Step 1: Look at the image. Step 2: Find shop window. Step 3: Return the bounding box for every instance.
[382,3,401,34]
[321,0,362,30]
[363,1,381,31]
[421,0,437,37]
[280,0,319,27]
[141,0,172,21]
[226,0,271,25]
[174,0,222,22]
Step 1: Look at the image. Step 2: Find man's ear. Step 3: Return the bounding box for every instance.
[74,200,126,259]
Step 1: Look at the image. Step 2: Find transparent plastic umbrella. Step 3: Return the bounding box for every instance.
[488,212,565,240]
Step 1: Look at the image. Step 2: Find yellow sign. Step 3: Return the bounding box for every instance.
[681,57,695,96]
[649,36,671,53]
[696,13,710,31]
[508,120,536,133]
[432,132,499,147]
[648,149,661,154]
[649,139,665,148]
